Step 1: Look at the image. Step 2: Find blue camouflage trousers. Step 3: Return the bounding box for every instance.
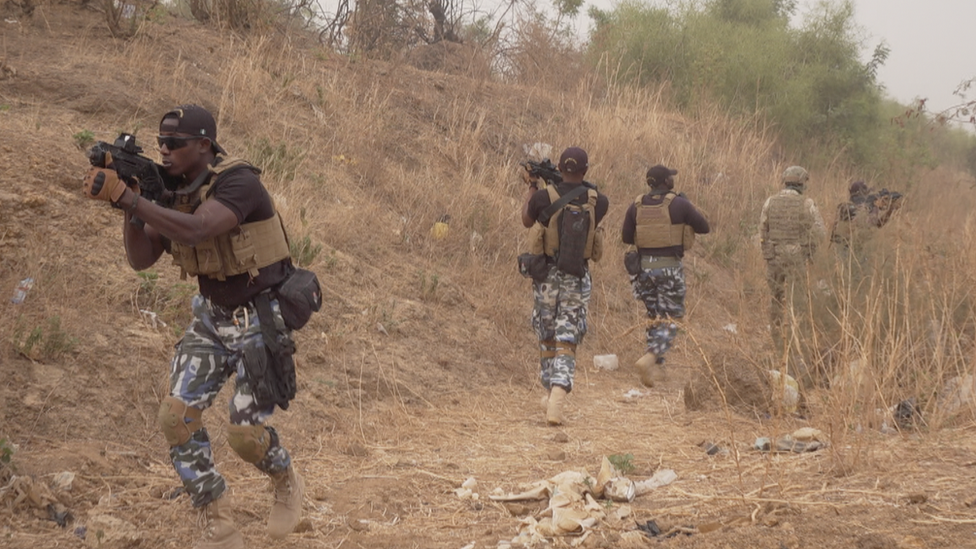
[630,259,685,361]
[167,294,292,507]
[532,266,591,393]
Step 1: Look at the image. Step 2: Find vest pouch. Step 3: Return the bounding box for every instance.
[276,267,323,330]
[624,251,641,276]
[528,222,545,255]
[170,242,200,275]
[590,226,605,263]
[518,253,550,283]
[226,229,259,274]
[193,239,223,276]
[555,208,589,278]
[682,225,696,251]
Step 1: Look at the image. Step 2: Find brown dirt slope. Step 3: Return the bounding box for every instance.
[1,4,975,549]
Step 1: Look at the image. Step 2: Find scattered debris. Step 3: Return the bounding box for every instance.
[907,493,927,505]
[593,354,619,371]
[48,503,72,527]
[698,441,721,455]
[767,370,800,413]
[722,323,738,334]
[635,519,661,537]
[622,389,645,399]
[455,477,480,500]
[10,277,33,304]
[83,515,143,548]
[139,309,168,329]
[430,214,450,240]
[547,449,566,462]
[52,471,76,492]
[490,458,680,545]
[790,427,824,442]
[634,469,677,495]
[754,435,824,453]
[893,398,920,429]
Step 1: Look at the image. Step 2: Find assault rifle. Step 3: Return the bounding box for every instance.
[521,158,597,190]
[87,133,179,207]
[868,188,903,210]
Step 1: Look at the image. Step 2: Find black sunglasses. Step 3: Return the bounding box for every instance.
[157,135,203,150]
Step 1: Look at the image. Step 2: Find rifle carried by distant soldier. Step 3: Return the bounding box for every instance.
[521,158,597,190]
[830,182,904,246]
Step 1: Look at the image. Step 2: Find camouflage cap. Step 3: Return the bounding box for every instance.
[782,165,809,185]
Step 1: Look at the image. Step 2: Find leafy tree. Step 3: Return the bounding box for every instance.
[585,0,889,168]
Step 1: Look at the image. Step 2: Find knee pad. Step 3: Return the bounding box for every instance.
[227,424,272,464]
[157,396,203,447]
[555,341,577,358]
[540,339,557,359]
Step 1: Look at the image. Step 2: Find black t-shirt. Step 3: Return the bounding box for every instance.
[194,167,290,307]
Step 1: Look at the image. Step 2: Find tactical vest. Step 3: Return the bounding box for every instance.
[542,185,598,260]
[632,192,694,251]
[765,191,811,250]
[169,156,291,281]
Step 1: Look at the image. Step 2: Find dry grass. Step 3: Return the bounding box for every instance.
[2,6,976,548]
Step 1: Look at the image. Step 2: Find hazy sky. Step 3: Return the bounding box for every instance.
[571,0,976,114]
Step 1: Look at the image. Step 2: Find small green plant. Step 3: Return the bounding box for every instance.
[73,129,95,149]
[607,453,636,474]
[0,104,11,112]
[248,137,305,182]
[419,270,440,300]
[137,270,160,293]
[291,235,322,267]
[0,438,15,465]
[323,250,338,270]
[12,316,78,360]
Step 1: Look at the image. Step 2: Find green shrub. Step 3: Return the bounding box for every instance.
[73,129,95,149]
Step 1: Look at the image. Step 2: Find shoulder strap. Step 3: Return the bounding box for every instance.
[539,184,590,225]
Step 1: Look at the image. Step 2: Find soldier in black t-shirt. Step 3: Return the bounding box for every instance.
[82,105,302,549]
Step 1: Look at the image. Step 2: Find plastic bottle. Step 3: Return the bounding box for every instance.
[10,277,34,304]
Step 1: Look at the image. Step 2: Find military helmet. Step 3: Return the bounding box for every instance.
[782,165,809,186]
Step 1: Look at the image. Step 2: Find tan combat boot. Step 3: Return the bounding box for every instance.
[268,465,304,539]
[547,386,567,425]
[194,493,244,549]
[635,353,660,388]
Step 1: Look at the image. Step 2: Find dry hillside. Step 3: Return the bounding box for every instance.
[2,4,976,549]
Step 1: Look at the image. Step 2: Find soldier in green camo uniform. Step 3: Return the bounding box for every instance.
[621,165,710,387]
[759,166,826,360]
[521,147,609,425]
[82,105,304,549]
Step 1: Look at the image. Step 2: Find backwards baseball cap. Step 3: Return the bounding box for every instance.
[159,104,226,154]
[558,147,588,174]
[646,164,677,187]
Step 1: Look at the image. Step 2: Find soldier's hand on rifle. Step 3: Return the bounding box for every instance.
[520,164,540,189]
[83,166,127,204]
